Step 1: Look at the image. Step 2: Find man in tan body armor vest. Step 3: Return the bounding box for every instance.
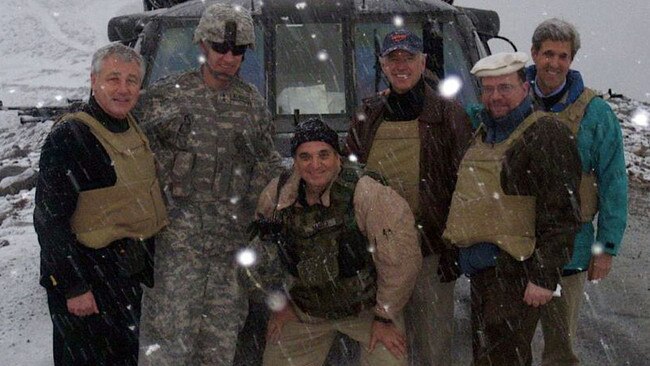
[246,118,421,365]
[135,4,282,365]
[347,29,472,366]
[34,43,168,365]
[443,52,582,365]
[526,19,629,366]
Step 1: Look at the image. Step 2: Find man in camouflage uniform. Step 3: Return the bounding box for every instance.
[136,4,282,365]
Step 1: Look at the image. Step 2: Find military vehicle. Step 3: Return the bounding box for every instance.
[108,0,502,155]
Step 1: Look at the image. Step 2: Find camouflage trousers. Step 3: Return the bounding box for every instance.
[138,205,247,366]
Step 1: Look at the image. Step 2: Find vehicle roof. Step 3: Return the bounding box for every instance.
[109,0,462,42]
[117,0,460,21]
[157,0,459,16]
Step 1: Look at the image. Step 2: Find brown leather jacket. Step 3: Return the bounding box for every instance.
[346,82,472,256]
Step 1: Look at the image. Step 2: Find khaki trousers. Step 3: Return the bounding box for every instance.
[404,254,455,366]
[263,308,407,366]
[540,271,586,366]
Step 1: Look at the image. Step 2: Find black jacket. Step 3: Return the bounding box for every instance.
[34,97,154,298]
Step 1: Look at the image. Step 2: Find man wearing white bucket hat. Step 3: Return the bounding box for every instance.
[443,52,582,365]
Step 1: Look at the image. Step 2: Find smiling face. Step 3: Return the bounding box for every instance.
[294,141,341,193]
[480,72,530,119]
[531,40,573,95]
[380,50,426,94]
[91,56,141,119]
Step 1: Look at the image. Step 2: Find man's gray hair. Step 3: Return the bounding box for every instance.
[531,18,581,59]
[91,43,145,80]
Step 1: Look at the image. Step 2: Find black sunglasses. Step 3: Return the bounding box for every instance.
[210,41,248,56]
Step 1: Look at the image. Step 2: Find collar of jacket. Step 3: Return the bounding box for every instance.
[384,78,425,121]
[84,96,130,133]
[275,164,343,211]
[525,65,586,113]
[363,78,447,127]
[480,95,534,144]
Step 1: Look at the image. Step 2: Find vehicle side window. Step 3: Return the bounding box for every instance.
[147,26,201,85]
[441,23,479,106]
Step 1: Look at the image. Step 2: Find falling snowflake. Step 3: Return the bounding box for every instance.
[145,344,161,356]
[237,248,257,267]
[438,76,462,99]
[591,241,604,255]
[392,15,404,27]
[631,108,649,128]
[317,50,329,62]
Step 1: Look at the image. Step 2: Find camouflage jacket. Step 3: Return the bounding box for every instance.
[136,68,283,235]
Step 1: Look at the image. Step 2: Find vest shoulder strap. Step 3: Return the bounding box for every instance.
[497,111,547,147]
[556,88,598,134]
[57,111,144,148]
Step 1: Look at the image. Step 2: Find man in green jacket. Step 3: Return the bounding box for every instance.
[526,18,628,366]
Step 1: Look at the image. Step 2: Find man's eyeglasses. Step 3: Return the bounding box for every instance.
[480,83,519,96]
[210,41,248,56]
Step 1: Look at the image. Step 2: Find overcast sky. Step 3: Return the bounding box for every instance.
[457,0,650,102]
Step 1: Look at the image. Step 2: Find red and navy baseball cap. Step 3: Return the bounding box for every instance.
[381,29,423,57]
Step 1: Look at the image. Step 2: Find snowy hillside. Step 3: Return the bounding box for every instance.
[0,1,649,365]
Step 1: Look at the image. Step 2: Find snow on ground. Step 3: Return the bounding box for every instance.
[0,1,649,365]
[0,0,142,107]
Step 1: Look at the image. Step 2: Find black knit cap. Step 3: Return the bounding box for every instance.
[290,118,340,156]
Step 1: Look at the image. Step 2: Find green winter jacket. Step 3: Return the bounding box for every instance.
[526,67,628,272]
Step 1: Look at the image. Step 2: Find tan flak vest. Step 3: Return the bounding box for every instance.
[547,88,598,222]
[365,119,421,216]
[443,111,549,261]
[65,112,169,249]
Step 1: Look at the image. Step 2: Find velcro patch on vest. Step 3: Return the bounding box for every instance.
[304,217,343,235]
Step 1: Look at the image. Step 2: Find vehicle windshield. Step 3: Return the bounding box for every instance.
[274,22,347,115]
[144,21,265,93]
[143,17,479,112]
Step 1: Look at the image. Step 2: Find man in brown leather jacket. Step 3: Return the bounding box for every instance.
[346,29,472,366]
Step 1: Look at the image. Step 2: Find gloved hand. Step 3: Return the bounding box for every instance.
[247,217,283,241]
[437,247,462,283]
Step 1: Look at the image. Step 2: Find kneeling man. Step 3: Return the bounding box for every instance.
[248,118,422,366]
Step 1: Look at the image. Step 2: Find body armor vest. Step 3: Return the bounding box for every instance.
[276,165,377,319]
[365,118,421,215]
[67,112,168,249]
[548,88,598,222]
[444,112,548,261]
